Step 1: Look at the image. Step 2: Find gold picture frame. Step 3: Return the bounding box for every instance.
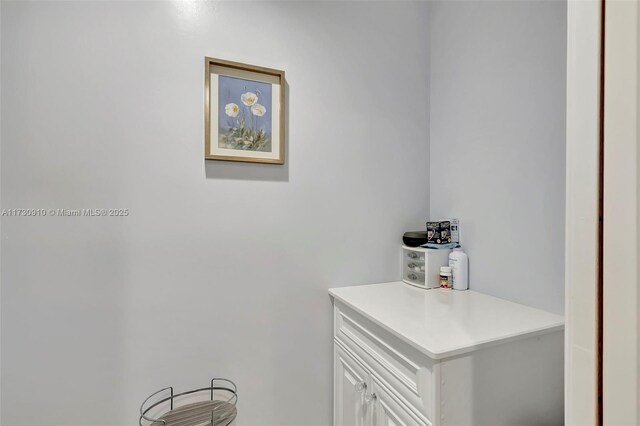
[205,57,285,164]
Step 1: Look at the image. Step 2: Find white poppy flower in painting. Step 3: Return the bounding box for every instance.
[225,103,239,117]
[251,104,267,117]
[241,92,258,106]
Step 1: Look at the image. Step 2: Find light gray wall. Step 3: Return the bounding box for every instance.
[429,1,566,314]
[0,2,430,425]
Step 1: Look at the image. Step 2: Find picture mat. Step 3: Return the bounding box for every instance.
[209,65,281,159]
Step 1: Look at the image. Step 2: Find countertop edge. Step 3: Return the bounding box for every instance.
[329,285,565,360]
[329,290,439,358]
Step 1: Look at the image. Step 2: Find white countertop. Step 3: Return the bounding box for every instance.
[329,281,564,359]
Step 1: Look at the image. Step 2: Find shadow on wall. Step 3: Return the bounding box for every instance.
[204,81,290,182]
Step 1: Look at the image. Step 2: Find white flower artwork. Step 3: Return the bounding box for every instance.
[240,92,258,106]
[251,104,267,117]
[225,103,239,117]
[206,58,284,164]
[218,76,273,152]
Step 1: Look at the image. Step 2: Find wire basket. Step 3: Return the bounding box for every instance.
[139,378,237,426]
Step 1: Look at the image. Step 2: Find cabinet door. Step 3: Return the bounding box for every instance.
[334,345,370,426]
[370,379,427,426]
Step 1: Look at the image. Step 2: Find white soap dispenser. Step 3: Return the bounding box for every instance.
[449,247,469,290]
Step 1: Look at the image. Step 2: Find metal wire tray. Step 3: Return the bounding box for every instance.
[139,378,237,426]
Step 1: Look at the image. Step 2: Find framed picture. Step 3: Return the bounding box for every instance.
[205,57,285,164]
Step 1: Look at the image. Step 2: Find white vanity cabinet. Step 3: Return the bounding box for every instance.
[335,342,427,426]
[329,282,564,426]
[334,344,370,426]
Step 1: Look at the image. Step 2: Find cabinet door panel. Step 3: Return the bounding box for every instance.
[370,379,428,426]
[335,345,369,426]
[334,303,435,420]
